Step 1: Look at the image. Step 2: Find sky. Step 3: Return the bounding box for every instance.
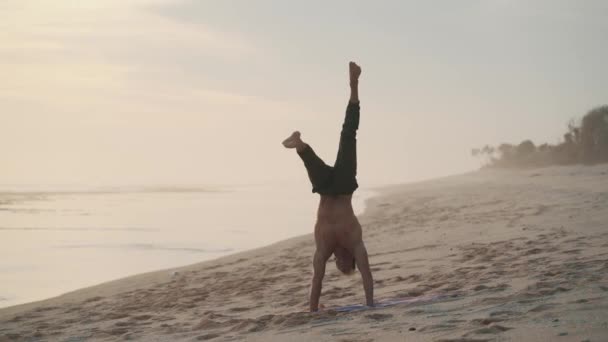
[1,0,607,187]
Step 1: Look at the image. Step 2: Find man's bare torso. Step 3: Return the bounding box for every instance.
[315,195,362,255]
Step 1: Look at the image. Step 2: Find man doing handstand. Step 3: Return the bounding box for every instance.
[282,61,373,312]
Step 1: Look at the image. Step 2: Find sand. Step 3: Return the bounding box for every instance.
[1,164,608,341]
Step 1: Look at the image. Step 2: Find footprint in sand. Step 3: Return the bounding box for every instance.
[528,303,557,312]
[489,310,521,318]
[83,296,104,303]
[7,315,22,323]
[471,317,504,325]
[365,313,393,321]
[419,323,457,333]
[437,339,492,342]
[104,312,129,320]
[34,306,59,312]
[107,327,129,336]
[472,324,512,334]
[3,334,22,340]
[193,319,224,330]
[196,333,220,340]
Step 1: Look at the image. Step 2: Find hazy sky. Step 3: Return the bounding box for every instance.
[2,0,607,187]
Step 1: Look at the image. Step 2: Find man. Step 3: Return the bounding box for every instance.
[282,61,373,312]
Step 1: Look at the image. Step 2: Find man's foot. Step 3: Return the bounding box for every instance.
[282,131,303,149]
[349,61,361,84]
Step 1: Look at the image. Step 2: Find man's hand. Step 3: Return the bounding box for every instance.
[349,61,361,84]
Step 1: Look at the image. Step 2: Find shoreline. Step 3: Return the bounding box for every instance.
[2,164,607,341]
[0,187,378,314]
[0,231,313,319]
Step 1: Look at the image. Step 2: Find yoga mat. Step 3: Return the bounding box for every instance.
[330,292,452,313]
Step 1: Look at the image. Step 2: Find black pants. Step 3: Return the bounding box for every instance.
[298,101,359,195]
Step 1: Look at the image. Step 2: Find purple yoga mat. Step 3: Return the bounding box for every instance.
[329,292,450,312]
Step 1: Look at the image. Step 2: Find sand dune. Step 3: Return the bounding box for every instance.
[1,164,608,341]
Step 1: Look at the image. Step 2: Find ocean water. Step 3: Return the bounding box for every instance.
[0,183,373,308]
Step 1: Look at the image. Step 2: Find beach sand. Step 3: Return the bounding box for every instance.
[1,164,607,341]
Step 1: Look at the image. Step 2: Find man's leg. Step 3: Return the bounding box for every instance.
[283,131,333,193]
[332,62,361,194]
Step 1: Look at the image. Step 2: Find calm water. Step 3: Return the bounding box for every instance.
[0,183,372,308]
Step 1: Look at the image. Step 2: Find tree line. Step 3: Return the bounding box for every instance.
[473,105,608,168]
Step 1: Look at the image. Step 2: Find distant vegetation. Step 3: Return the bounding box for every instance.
[473,105,608,168]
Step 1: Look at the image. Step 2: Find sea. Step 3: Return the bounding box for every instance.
[0,182,373,308]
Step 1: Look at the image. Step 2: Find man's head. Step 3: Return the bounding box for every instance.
[334,247,356,275]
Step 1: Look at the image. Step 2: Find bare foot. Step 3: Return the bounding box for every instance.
[282,131,303,149]
[349,61,361,84]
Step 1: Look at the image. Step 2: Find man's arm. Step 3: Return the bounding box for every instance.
[310,249,329,312]
[349,61,361,103]
[353,241,374,307]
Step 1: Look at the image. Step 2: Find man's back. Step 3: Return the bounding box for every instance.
[315,195,361,250]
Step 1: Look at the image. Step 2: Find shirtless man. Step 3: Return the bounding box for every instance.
[282,61,373,312]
